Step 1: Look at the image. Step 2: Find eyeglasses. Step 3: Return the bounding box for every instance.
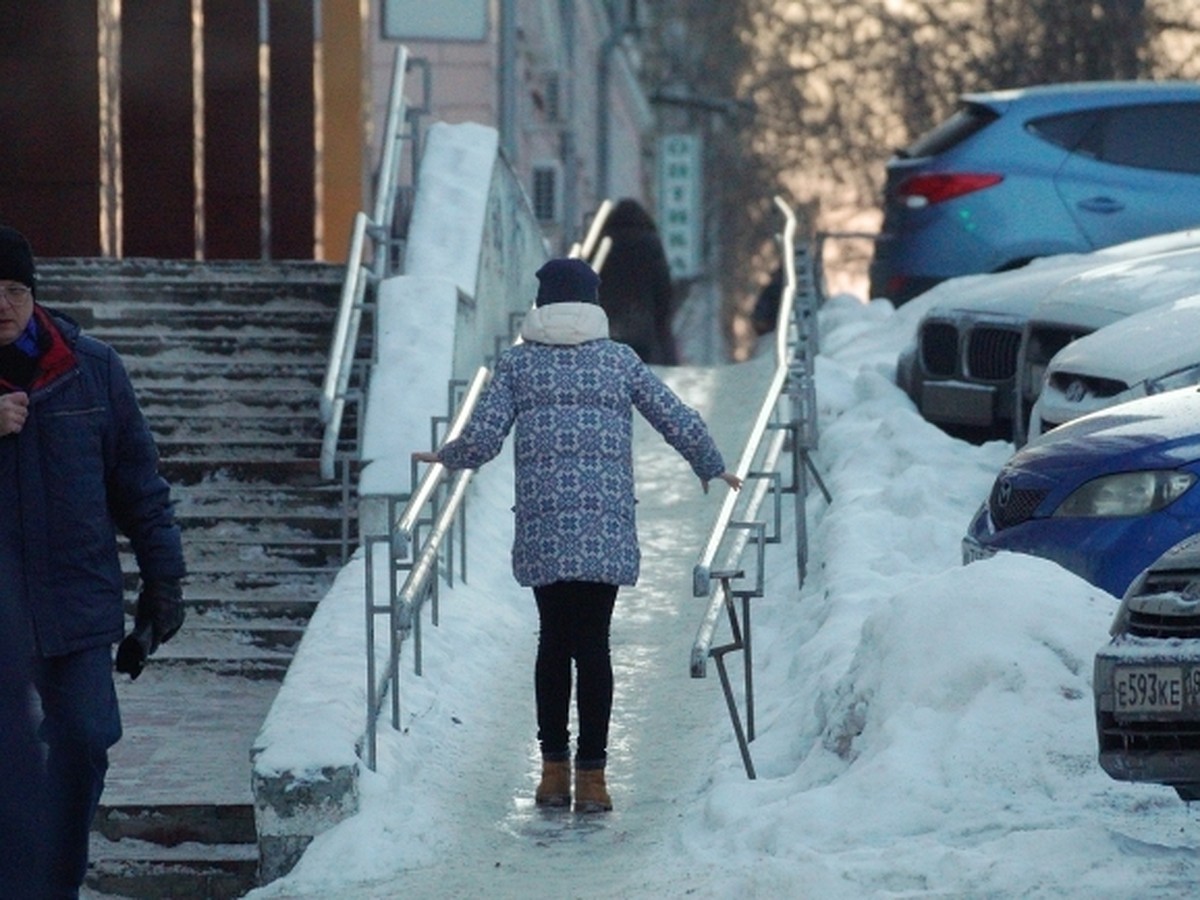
[0,284,31,306]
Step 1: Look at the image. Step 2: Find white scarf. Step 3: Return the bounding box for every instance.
[519,302,610,346]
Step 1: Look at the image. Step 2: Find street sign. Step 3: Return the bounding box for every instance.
[658,134,703,278]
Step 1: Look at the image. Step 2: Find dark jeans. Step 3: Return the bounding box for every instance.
[34,646,123,898]
[533,580,618,768]
[0,603,49,900]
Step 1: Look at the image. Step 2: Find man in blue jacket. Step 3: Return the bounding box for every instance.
[0,226,186,898]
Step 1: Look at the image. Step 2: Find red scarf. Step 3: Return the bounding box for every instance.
[0,306,77,392]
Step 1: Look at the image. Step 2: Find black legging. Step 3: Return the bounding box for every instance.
[533,580,618,768]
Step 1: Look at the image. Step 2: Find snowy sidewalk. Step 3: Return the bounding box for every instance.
[247,357,771,898]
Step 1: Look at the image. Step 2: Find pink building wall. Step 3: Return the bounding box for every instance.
[365,1,655,254]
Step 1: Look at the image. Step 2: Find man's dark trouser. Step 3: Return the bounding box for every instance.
[533,580,618,768]
[0,602,49,899]
[34,645,122,898]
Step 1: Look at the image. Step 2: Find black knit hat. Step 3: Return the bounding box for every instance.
[535,258,600,307]
[0,226,36,296]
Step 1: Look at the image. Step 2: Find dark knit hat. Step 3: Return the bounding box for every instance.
[0,226,36,296]
[535,258,600,307]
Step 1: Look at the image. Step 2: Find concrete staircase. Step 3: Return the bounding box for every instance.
[33,259,359,898]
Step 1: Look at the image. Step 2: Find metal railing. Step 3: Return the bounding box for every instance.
[362,366,490,770]
[319,44,412,483]
[690,197,831,779]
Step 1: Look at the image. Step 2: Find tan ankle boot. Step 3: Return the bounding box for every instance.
[574,767,612,813]
[535,760,571,807]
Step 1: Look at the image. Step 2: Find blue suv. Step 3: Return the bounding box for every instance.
[869,81,1200,305]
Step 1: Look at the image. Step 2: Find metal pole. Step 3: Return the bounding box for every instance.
[559,0,578,255]
[498,0,518,160]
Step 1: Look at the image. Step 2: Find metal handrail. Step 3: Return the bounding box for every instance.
[693,196,801,601]
[690,196,826,779]
[392,367,490,557]
[319,44,411,481]
[569,198,613,261]
[363,366,490,770]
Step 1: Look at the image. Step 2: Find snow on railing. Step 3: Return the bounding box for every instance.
[689,197,830,779]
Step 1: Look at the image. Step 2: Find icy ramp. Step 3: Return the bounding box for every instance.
[258,355,773,899]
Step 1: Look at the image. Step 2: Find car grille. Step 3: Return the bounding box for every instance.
[965,327,1020,380]
[919,322,958,377]
[1140,570,1200,595]
[1098,714,1200,754]
[1125,571,1200,638]
[1125,609,1200,638]
[1047,371,1128,399]
[988,482,1048,529]
[1026,325,1087,368]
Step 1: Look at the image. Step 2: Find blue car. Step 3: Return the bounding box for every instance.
[964,385,1200,597]
[870,81,1200,305]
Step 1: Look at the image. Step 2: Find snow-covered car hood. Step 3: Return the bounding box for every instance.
[1046,293,1200,387]
[1029,246,1200,332]
[912,229,1200,324]
[1018,385,1200,477]
[913,253,1110,322]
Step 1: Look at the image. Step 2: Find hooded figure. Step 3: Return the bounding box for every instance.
[596,199,678,365]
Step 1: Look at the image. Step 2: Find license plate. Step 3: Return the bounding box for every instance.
[1113,665,1200,715]
[921,382,995,427]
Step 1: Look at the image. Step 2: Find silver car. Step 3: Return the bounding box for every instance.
[1096,531,1200,802]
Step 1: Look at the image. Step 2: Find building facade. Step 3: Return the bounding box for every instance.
[0,1,655,262]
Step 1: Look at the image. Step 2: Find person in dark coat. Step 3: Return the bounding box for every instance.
[414,258,740,813]
[0,226,186,897]
[752,266,784,337]
[596,198,679,365]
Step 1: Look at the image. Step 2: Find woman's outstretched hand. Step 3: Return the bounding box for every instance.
[412,450,440,464]
[701,471,743,494]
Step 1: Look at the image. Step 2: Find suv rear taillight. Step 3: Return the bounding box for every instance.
[895,173,1003,208]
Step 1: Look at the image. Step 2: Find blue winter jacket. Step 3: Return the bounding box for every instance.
[0,308,185,657]
[437,302,725,587]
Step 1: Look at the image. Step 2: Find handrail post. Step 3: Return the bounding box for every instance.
[709,575,756,780]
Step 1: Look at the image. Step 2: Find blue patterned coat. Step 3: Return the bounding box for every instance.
[437,302,726,587]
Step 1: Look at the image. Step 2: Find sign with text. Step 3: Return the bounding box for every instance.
[657,134,703,278]
[382,0,489,41]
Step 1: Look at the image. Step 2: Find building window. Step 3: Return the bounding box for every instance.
[543,71,562,124]
[532,164,561,223]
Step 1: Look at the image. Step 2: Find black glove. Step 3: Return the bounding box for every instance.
[116,580,185,680]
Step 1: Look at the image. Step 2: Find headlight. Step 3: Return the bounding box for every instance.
[1054,470,1196,518]
[1146,364,1200,395]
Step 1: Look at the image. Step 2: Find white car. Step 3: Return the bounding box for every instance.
[897,229,1200,444]
[1015,242,1200,443]
[1030,293,1200,439]
[895,228,1200,441]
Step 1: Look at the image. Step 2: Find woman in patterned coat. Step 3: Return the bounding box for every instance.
[414,258,740,813]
